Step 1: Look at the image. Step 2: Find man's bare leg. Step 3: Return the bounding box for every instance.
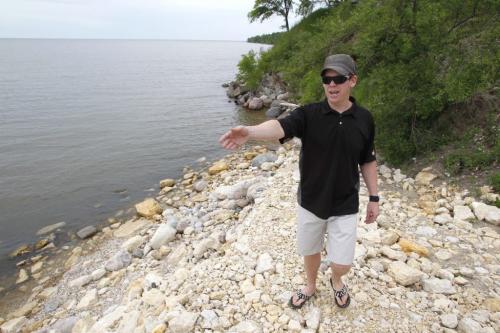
[330,263,351,305]
[291,253,321,306]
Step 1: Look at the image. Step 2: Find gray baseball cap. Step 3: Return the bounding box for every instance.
[321,54,357,76]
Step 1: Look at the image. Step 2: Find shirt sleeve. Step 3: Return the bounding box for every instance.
[277,106,305,144]
[359,114,376,165]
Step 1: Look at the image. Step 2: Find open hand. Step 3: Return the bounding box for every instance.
[365,201,379,224]
[219,126,249,150]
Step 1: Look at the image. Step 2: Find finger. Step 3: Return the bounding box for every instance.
[219,133,230,144]
[221,138,232,148]
[365,211,373,223]
[222,141,233,150]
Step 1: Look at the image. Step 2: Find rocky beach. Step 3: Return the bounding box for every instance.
[1,139,500,333]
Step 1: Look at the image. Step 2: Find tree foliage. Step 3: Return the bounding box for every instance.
[297,0,348,16]
[240,0,499,165]
[248,0,294,31]
[247,32,284,44]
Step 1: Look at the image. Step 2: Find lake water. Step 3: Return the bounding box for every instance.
[0,39,269,276]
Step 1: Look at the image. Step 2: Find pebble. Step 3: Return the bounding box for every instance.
[104,251,132,271]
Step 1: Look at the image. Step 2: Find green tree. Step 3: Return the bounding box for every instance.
[297,0,348,16]
[248,0,294,31]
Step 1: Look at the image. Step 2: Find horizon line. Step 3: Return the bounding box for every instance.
[0,37,258,43]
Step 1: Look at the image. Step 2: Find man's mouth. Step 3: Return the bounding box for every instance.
[328,90,340,98]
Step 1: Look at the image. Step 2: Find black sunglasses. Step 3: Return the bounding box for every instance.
[321,75,350,85]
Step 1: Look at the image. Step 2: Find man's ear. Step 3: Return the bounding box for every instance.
[350,75,358,88]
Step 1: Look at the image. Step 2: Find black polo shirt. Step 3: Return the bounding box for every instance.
[278,97,376,219]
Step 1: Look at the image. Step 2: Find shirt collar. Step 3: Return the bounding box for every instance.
[321,96,357,117]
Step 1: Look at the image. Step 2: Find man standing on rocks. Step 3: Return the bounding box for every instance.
[219,54,379,309]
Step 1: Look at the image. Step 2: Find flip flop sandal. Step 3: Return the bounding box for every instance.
[330,278,351,308]
[288,289,315,309]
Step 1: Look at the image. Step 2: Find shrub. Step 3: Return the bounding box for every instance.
[237,50,262,90]
[490,172,500,193]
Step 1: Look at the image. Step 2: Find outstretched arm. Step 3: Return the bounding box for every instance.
[219,120,285,150]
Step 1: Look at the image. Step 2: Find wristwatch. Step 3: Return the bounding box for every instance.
[369,195,380,202]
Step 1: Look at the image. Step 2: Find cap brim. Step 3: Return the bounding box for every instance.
[321,65,350,76]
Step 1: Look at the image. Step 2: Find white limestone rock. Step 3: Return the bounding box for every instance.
[121,235,144,253]
[142,289,165,308]
[255,253,275,274]
[435,249,452,261]
[229,320,263,333]
[16,269,29,284]
[381,246,407,261]
[193,237,218,259]
[167,244,187,265]
[453,205,475,222]
[91,268,106,281]
[387,261,423,286]
[116,310,141,333]
[36,221,66,236]
[381,230,400,245]
[305,307,321,330]
[440,313,458,328]
[415,170,437,185]
[0,317,27,333]
[457,317,482,333]
[193,180,208,192]
[89,305,125,331]
[150,224,176,250]
[168,311,199,333]
[433,214,453,225]
[415,226,437,237]
[105,250,132,271]
[214,178,261,200]
[471,202,500,225]
[423,278,456,294]
[113,218,150,238]
[200,309,220,330]
[50,316,79,333]
[246,182,267,201]
[76,289,98,309]
[69,275,92,288]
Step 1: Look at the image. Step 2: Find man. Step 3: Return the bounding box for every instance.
[219,54,379,309]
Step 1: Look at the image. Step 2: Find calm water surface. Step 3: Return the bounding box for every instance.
[0,39,269,276]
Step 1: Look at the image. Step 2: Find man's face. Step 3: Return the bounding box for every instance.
[322,69,357,106]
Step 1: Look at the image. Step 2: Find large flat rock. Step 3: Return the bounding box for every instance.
[113,219,151,238]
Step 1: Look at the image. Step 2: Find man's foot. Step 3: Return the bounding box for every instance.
[289,286,316,309]
[330,278,350,308]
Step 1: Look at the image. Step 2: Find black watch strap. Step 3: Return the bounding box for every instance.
[369,195,380,202]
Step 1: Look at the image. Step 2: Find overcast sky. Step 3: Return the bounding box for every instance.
[1,0,299,40]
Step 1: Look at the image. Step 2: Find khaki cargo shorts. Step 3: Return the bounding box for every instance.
[296,205,358,265]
